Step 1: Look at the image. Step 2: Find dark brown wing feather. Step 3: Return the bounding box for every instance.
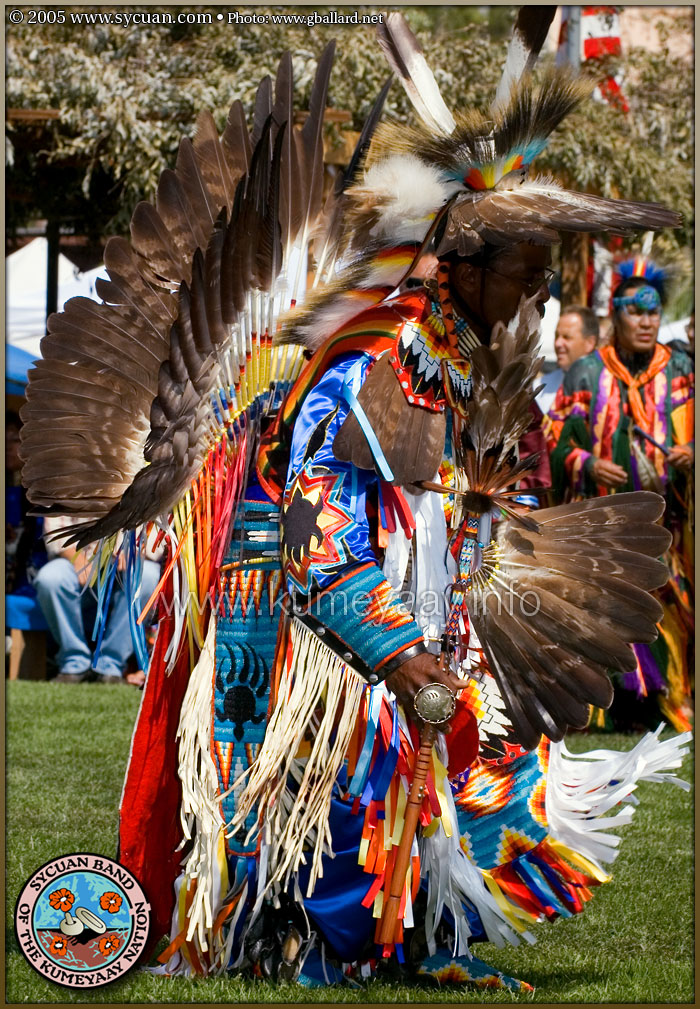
[467,492,670,750]
[192,109,236,212]
[21,49,336,549]
[441,184,682,256]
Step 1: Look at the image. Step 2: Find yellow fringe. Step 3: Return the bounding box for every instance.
[545,837,611,884]
[481,869,539,931]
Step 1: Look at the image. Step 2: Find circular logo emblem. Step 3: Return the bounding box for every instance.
[15,853,150,988]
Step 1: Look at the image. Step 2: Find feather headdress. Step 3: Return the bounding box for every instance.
[344,11,680,259]
[617,255,670,304]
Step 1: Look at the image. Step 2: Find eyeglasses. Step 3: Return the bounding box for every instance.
[485,265,555,297]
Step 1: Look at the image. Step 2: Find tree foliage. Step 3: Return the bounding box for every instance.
[6,5,693,253]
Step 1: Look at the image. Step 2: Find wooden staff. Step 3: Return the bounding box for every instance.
[377,680,455,946]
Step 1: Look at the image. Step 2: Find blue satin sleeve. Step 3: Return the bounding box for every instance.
[282,353,379,595]
[281,351,426,676]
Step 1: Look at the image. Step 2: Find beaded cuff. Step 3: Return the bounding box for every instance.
[290,561,426,682]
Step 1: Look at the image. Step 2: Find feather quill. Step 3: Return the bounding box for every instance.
[193,109,235,213]
[251,75,273,149]
[272,51,301,252]
[176,137,219,229]
[221,99,252,183]
[314,77,393,282]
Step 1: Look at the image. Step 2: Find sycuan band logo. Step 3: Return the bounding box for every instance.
[15,853,150,988]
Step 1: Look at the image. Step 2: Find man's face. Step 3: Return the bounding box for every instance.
[614,285,661,355]
[449,243,552,335]
[554,313,596,371]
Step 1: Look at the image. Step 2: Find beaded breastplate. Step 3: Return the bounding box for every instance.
[389,293,478,412]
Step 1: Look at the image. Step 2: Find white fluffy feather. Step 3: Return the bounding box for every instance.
[364,155,460,243]
[295,289,387,351]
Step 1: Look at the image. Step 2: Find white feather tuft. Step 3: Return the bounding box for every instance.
[520,173,564,192]
[363,155,460,243]
[296,290,385,351]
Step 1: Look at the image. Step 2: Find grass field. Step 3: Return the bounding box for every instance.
[5,680,694,1004]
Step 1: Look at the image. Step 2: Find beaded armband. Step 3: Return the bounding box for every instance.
[289,561,426,683]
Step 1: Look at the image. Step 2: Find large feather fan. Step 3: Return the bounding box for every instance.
[20,46,337,547]
[468,493,671,751]
[433,297,672,749]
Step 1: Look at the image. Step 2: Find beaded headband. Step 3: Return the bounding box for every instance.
[612,285,662,313]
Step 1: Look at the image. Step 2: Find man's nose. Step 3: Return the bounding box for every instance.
[538,280,551,303]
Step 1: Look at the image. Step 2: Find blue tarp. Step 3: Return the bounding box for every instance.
[6,344,38,396]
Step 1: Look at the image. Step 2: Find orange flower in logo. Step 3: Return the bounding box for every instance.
[48,888,75,911]
[99,891,123,913]
[98,933,122,956]
[49,936,68,957]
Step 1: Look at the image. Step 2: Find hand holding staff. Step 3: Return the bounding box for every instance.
[377,677,456,946]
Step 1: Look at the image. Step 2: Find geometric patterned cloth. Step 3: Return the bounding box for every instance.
[213,490,283,858]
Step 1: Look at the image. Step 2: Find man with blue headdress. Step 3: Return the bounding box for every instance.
[549,267,694,732]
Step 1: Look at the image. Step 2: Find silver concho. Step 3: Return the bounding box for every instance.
[414,682,456,724]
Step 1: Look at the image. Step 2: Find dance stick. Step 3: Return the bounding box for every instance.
[377,679,456,945]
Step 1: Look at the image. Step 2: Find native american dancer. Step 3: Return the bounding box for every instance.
[548,260,694,735]
[20,8,690,990]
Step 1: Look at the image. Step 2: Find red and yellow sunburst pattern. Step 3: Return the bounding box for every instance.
[454,760,514,819]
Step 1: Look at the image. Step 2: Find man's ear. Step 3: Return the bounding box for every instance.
[450,260,480,299]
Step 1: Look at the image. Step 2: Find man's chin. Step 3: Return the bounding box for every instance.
[632,337,657,352]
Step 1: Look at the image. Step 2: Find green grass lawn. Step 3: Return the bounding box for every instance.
[5,680,694,1004]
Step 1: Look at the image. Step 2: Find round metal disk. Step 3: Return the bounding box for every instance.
[414,682,456,724]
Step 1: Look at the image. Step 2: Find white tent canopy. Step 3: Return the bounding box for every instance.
[6,237,104,358]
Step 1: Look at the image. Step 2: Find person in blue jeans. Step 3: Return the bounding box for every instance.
[35,516,161,684]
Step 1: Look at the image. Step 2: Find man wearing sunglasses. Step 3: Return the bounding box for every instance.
[549,275,694,733]
[442,243,555,340]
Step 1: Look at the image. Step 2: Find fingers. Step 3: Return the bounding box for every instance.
[668,448,693,471]
[593,460,628,487]
[447,670,470,688]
